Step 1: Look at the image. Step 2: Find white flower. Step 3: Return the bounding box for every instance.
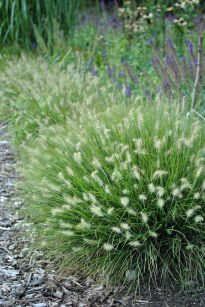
[127,208,137,216]
[149,231,158,238]
[104,128,111,139]
[103,243,114,251]
[186,208,194,217]
[126,151,132,163]
[105,155,115,163]
[51,208,63,216]
[61,230,74,236]
[83,176,90,183]
[128,240,141,247]
[157,198,164,209]
[73,152,82,164]
[92,158,101,168]
[194,205,201,210]
[58,172,65,181]
[66,166,74,176]
[107,207,114,215]
[120,223,130,230]
[111,226,121,233]
[83,192,89,201]
[194,215,204,223]
[47,182,60,192]
[105,185,111,194]
[148,183,156,193]
[60,221,73,228]
[122,189,129,194]
[75,142,81,150]
[88,193,97,203]
[153,170,168,179]
[84,238,98,245]
[139,194,147,201]
[91,170,104,186]
[180,178,192,190]
[73,196,82,203]
[132,166,141,180]
[111,169,122,181]
[195,166,204,178]
[141,212,148,224]
[133,138,142,149]
[156,186,165,197]
[90,204,104,217]
[120,144,129,153]
[154,136,162,150]
[125,231,132,240]
[195,157,205,167]
[64,195,81,206]
[193,192,200,199]
[76,218,90,229]
[120,197,129,207]
[172,187,181,197]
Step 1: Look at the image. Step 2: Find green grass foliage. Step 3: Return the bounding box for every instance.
[0,0,94,48]
[0,55,117,146]
[17,95,205,290]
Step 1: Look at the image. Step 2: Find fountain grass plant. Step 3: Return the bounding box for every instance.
[0,55,120,146]
[17,97,205,291]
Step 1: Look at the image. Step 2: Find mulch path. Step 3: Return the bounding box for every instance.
[0,121,204,307]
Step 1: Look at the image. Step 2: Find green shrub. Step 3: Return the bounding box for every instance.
[19,98,205,290]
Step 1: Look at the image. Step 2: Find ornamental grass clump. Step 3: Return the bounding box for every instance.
[19,99,205,291]
[0,56,116,146]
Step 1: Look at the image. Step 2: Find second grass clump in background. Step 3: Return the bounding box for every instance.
[18,98,205,291]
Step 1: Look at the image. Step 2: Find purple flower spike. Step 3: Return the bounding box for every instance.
[125,84,132,97]
[188,41,193,52]
[32,43,37,48]
[149,39,154,44]
[100,1,105,9]
[91,69,98,76]
[103,51,107,59]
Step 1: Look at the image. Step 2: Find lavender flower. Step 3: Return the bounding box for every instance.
[100,1,105,9]
[188,59,195,79]
[125,84,132,97]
